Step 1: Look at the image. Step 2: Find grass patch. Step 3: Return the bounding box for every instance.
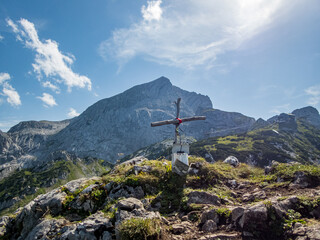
[118,217,161,240]
[186,159,265,188]
[270,163,320,183]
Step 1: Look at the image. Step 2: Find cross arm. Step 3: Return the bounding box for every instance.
[151,116,206,127]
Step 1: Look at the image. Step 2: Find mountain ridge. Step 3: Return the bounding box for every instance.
[1,77,319,171]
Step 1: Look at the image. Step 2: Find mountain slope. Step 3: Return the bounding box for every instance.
[124,108,320,167]
[1,157,320,240]
[191,118,320,167]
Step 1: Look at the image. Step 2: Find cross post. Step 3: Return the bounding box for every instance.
[151,98,206,175]
[151,98,206,143]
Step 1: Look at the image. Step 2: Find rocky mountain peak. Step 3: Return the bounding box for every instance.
[292,106,320,128]
[48,77,214,163]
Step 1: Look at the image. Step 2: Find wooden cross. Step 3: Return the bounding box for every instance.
[151,98,206,143]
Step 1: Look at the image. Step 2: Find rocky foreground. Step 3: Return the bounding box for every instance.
[1,157,320,240]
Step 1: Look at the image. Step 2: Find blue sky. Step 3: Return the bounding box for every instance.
[0,0,319,131]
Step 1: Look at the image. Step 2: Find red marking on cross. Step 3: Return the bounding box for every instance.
[176,118,182,124]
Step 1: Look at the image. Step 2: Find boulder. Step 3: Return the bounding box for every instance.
[293,171,311,188]
[223,156,239,167]
[242,190,266,202]
[59,212,112,240]
[171,223,186,234]
[108,184,145,200]
[231,207,245,224]
[272,196,299,218]
[62,178,89,194]
[117,197,144,211]
[200,209,220,225]
[202,220,218,233]
[188,191,221,205]
[310,205,320,219]
[115,197,160,224]
[289,223,320,240]
[238,204,268,231]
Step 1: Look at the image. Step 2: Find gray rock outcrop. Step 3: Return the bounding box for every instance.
[292,106,320,128]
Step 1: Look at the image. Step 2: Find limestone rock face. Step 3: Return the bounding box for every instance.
[292,106,320,128]
[188,109,255,139]
[0,120,70,179]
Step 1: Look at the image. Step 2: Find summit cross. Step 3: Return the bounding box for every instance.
[151,98,206,175]
[151,98,206,143]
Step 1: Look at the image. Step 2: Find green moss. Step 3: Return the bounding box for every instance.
[216,207,231,218]
[118,217,161,240]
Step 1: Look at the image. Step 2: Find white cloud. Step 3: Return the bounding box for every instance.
[100,0,286,69]
[37,93,57,107]
[2,82,21,106]
[67,108,80,118]
[6,18,19,34]
[305,85,320,106]
[142,0,163,21]
[7,18,92,92]
[0,72,21,107]
[0,73,11,85]
[0,35,3,41]
[42,81,60,93]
